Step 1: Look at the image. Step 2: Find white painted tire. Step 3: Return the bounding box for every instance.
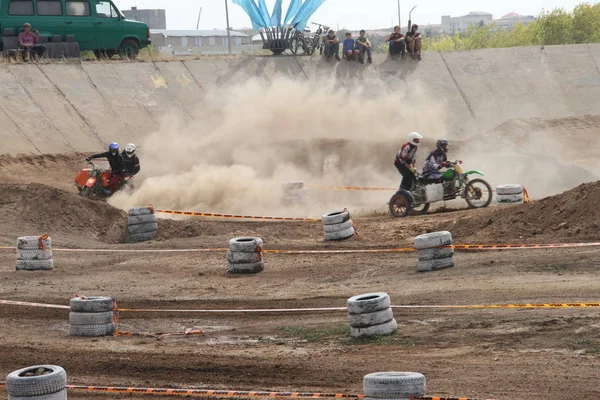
[348,308,394,328]
[417,247,454,261]
[9,388,67,400]
[130,231,156,243]
[16,260,54,271]
[227,261,264,274]
[323,219,353,233]
[128,223,158,235]
[128,214,157,225]
[347,293,391,314]
[281,182,304,191]
[414,231,452,250]
[6,365,66,397]
[69,311,114,325]
[324,226,355,241]
[351,319,397,338]
[496,184,523,195]
[363,372,426,398]
[418,256,455,272]
[321,210,350,225]
[229,237,263,252]
[17,249,53,261]
[128,207,154,216]
[70,296,114,313]
[69,322,115,337]
[17,236,51,250]
[227,250,261,264]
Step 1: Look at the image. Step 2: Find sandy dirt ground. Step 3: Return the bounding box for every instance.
[1,154,600,400]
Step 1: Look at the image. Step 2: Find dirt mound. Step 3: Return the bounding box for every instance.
[0,182,127,246]
[440,181,600,243]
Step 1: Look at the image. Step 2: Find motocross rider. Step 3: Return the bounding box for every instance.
[86,142,126,194]
[122,143,140,176]
[422,139,449,183]
[394,132,422,191]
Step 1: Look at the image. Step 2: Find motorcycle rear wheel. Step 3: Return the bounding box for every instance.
[80,187,92,199]
[464,179,493,209]
[389,191,412,218]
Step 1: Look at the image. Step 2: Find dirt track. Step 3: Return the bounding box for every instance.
[1,153,600,400]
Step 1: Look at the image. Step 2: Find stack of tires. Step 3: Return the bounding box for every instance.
[16,236,53,271]
[415,231,454,273]
[69,296,115,337]
[496,184,525,205]
[281,182,308,206]
[347,292,397,338]
[128,207,157,243]
[227,237,264,274]
[6,365,67,400]
[322,210,355,241]
[363,372,426,400]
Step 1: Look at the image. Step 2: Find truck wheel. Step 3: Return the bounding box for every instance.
[118,39,139,59]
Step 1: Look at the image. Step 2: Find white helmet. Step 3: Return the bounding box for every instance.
[408,132,423,147]
[124,143,136,158]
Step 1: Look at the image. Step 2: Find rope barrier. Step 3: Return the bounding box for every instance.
[154,209,320,222]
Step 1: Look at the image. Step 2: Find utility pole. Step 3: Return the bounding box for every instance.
[224,0,232,55]
[397,0,401,29]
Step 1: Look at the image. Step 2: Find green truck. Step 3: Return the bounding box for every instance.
[0,0,150,58]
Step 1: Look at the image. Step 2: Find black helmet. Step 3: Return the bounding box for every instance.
[436,139,449,153]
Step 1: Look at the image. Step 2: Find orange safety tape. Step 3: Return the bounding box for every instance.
[154,209,320,222]
[0,384,493,400]
[38,234,49,250]
[523,187,531,203]
[307,184,396,191]
[0,299,70,309]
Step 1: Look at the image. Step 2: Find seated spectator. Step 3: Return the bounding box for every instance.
[355,29,372,64]
[18,23,46,60]
[385,25,406,59]
[406,24,423,60]
[342,32,360,61]
[324,29,340,61]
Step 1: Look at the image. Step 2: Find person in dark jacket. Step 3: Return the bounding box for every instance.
[86,142,125,194]
[422,139,449,183]
[122,143,140,176]
[394,132,423,191]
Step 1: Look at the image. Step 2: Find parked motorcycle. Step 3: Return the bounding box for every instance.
[74,161,133,199]
[389,161,492,217]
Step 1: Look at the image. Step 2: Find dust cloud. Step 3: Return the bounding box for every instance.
[109,75,597,215]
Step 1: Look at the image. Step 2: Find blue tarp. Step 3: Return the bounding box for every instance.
[269,0,283,27]
[291,0,327,31]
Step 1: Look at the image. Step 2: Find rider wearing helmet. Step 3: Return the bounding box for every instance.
[86,142,126,193]
[422,139,449,183]
[394,132,422,191]
[122,143,140,176]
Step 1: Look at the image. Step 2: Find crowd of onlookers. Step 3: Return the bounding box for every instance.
[322,24,423,63]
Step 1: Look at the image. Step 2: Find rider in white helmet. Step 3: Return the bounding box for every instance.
[394,132,422,191]
[121,143,140,176]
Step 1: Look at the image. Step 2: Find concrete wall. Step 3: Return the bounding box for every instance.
[2,43,600,155]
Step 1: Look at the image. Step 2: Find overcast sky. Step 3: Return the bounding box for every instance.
[113,0,585,31]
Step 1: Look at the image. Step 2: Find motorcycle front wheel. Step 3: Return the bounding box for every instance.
[80,186,92,199]
[464,179,493,209]
[389,191,412,218]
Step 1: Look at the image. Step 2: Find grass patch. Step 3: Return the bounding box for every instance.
[569,339,600,354]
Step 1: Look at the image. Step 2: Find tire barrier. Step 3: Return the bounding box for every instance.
[6,365,67,400]
[496,184,525,205]
[363,372,426,400]
[281,182,309,206]
[322,210,356,241]
[128,207,157,243]
[227,237,264,274]
[69,296,115,337]
[347,293,397,338]
[16,236,53,271]
[415,232,454,273]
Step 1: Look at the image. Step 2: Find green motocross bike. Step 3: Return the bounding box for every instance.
[389,161,493,218]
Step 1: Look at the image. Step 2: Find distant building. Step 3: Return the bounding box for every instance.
[494,12,535,30]
[151,30,255,55]
[441,11,493,33]
[123,7,166,30]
